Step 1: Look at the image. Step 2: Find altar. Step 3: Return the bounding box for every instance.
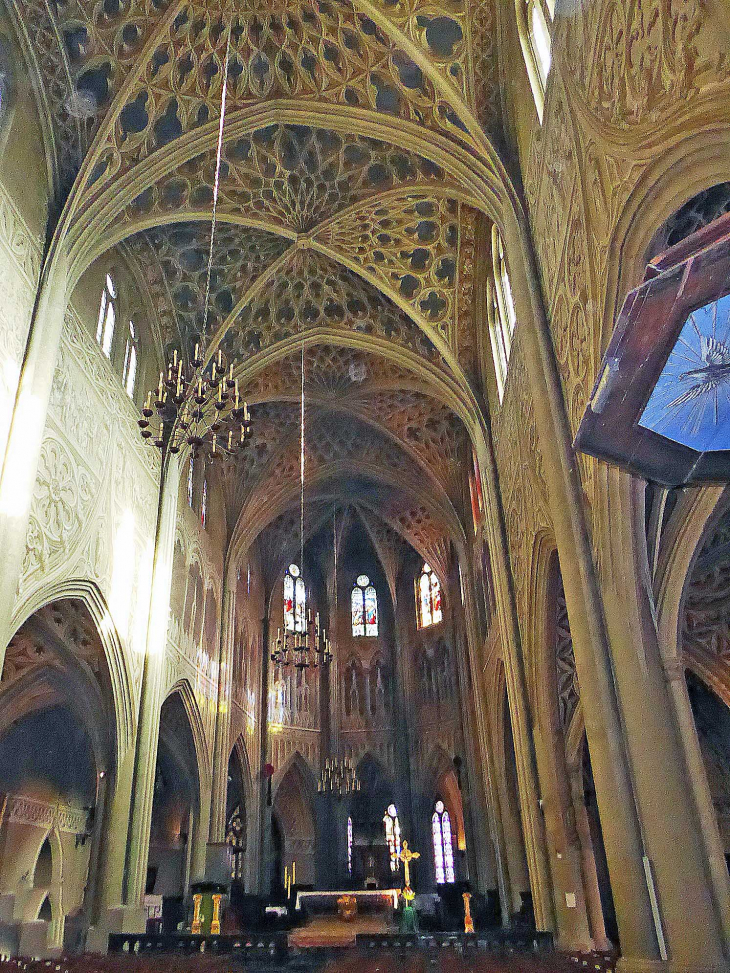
[291,889,400,948]
[295,888,400,913]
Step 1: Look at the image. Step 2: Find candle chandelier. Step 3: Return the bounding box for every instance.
[271,609,332,669]
[138,346,252,458]
[137,22,251,460]
[318,757,360,797]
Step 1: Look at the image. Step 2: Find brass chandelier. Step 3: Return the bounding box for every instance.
[138,346,252,457]
[318,757,360,797]
[271,609,332,670]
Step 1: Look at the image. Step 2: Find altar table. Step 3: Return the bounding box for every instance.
[295,889,400,912]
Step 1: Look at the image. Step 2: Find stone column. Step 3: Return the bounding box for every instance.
[208,577,235,844]
[123,454,180,912]
[191,780,211,884]
[471,412,555,930]
[501,208,660,961]
[530,728,593,951]
[0,252,69,657]
[456,552,508,911]
[568,761,610,951]
[490,679,531,916]
[597,469,729,971]
[254,609,271,894]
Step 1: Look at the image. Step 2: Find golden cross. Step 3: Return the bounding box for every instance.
[398,839,420,889]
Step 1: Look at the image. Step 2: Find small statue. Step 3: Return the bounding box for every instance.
[463,891,475,934]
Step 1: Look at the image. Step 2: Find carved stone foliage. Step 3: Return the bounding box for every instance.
[469,0,499,132]
[455,203,477,376]
[492,339,551,642]
[0,182,44,463]
[23,437,96,581]
[222,248,441,363]
[122,125,450,235]
[683,507,730,659]
[125,221,291,347]
[563,0,730,132]
[20,310,159,695]
[315,193,459,339]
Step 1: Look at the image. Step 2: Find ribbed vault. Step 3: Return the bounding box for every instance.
[9,0,505,569]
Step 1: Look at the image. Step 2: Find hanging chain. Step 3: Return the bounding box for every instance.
[300,340,305,574]
[202,21,232,338]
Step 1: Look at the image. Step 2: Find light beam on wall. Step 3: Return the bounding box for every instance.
[109,508,136,639]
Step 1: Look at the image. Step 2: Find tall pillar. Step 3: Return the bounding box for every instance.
[501,207,661,962]
[123,454,180,910]
[0,251,69,656]
[209,576,235,844]
[254,609,271,894]
[531,722,593,950]
[597,470,729,971]
[471,410,555,930]
[492,688,531,916]
[456,552,507,912]
[568,761,610,951]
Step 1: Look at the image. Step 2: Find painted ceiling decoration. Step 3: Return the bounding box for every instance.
[11,0,506,568]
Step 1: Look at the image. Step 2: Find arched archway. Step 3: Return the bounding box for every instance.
[226,737,254,888]
[147,687,205,931]
[419,745,466,890]
[0,596,122,953]
[347,753,396,888]
[272,753,317,890]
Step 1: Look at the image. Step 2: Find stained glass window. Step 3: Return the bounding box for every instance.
[417,564,443,628]
[489,228,517,402]
[384,804,401,872]
[284,564,306,633]
[96,273,116,357]
[347,816,353,876]
[201,478,207,529]
[432,800,455,884]
[352,575,378,636]
[123,320,138,397]
[187,456,194,507]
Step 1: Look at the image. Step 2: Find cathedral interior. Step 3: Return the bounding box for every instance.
[0,0,727,969]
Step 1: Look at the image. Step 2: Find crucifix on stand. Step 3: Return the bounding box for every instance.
[397,840,420,933]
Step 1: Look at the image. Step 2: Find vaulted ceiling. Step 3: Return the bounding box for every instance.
[11,0,510,573]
